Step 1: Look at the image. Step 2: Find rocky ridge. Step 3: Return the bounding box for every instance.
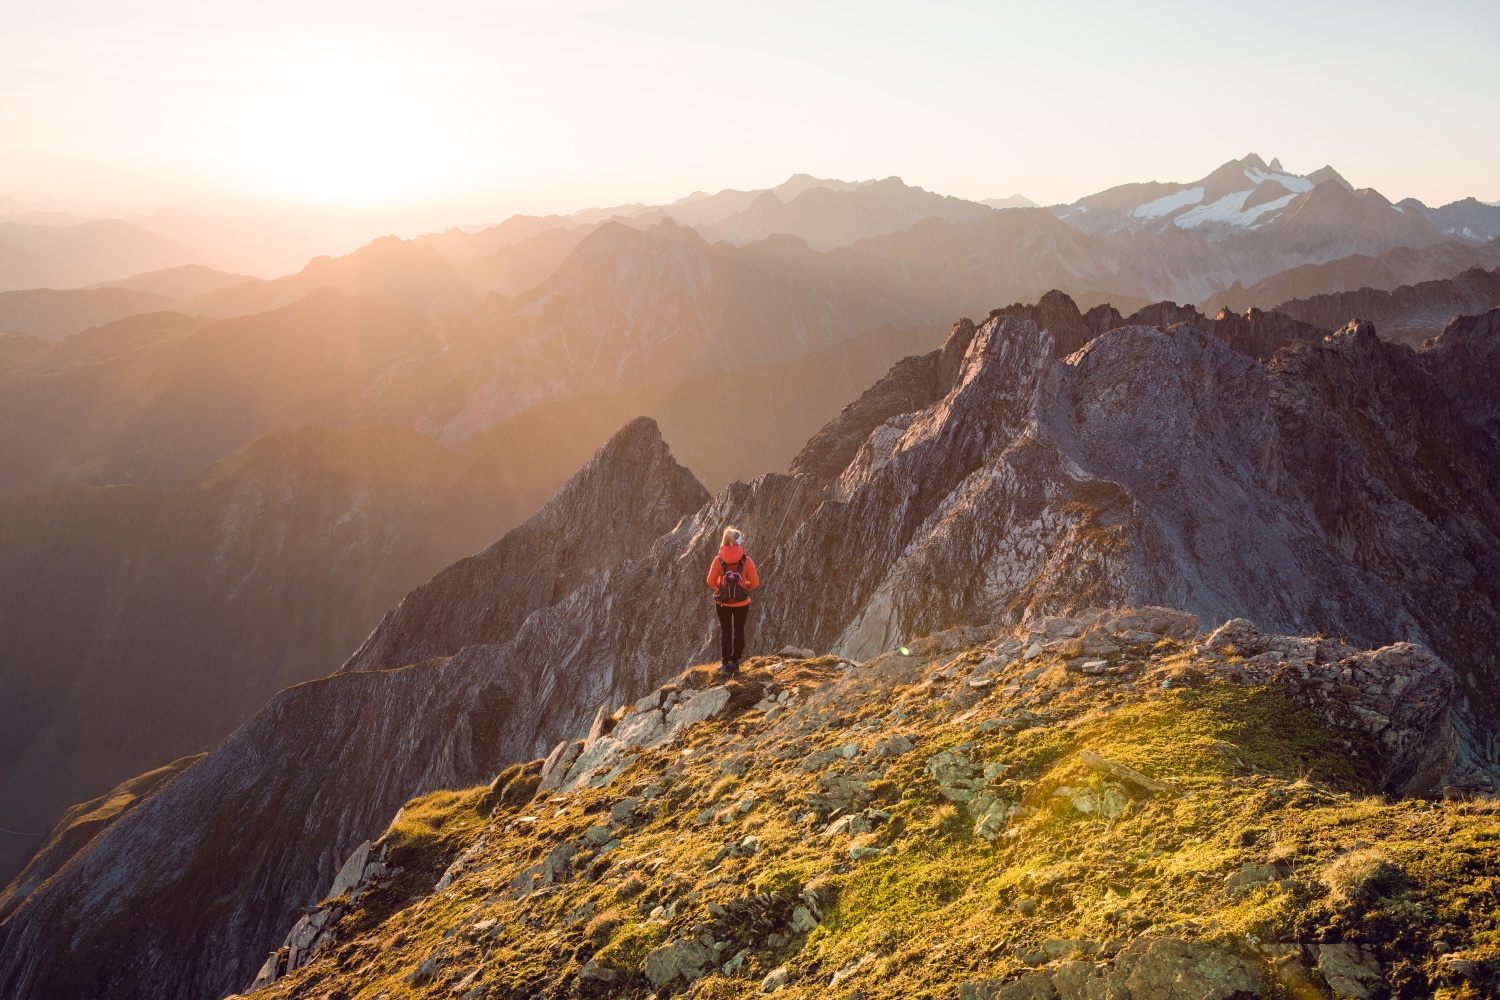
[233,608,1495,1000]
[986,289,1328,359]
[1271,267,1500,345]
[5,308,1500,1000]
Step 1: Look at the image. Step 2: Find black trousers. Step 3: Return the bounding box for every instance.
[716,603,749,663]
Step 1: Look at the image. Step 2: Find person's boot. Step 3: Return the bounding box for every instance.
[716,660,732,675]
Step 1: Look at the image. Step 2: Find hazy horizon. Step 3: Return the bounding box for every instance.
[4,0,1498,234]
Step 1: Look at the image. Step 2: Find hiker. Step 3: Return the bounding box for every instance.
[707,525,759,674]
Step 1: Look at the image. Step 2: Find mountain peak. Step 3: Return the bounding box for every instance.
[1306,165,1354,191]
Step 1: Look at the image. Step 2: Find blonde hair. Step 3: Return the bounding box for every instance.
[721,526,742,547]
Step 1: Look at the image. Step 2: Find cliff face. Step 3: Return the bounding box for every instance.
[5,310,1499,1000]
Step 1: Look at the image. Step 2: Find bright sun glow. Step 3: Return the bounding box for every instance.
[197,49,479,203]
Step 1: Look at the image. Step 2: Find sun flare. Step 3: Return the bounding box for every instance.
[199,49,477,203]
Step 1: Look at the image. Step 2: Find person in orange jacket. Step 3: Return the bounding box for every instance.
[706,525,759,675]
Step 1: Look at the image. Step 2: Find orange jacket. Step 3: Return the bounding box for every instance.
[707,545,759,607]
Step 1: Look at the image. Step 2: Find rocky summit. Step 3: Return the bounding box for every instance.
[229,610,1494,1000]
[3,306,1499,1000]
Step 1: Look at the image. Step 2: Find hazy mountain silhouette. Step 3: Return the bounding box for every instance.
[697,176,994,250]
[186,235,479,318]
[1204,238,1500,314]
[1269,266,1500,345]
[1400,196,1500,243]
[0,219,250,292]
[0,291,436,492]
[0,288,180,341]
[86,263,257,298]
[412,214,582,264]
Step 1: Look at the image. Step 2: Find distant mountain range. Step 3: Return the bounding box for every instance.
[0,220,252,292]
[1203,238,1500,315]
[1272,266,1500,345]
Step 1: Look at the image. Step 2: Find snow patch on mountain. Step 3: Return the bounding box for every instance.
[1131,187,1204,220]
[1175,190,1298,230]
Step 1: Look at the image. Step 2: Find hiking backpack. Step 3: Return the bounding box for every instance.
[717,557,748,603]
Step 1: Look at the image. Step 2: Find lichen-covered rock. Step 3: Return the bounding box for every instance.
[1110,936,1261,999]
[643,938,714,987]
[1316,943,1384,999]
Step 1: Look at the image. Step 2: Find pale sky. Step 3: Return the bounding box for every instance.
[3,0,1497,224]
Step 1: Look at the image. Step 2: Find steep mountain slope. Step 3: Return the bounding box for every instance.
[0,219,248,292]
[1269,267,1500,345]
[0,404,666,889]
[7,307,1497,1000]
[0,290,438,492]
[0,419,714,1000]
[0,755,201,924]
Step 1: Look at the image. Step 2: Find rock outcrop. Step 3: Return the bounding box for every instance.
[6,308,1500,1000]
